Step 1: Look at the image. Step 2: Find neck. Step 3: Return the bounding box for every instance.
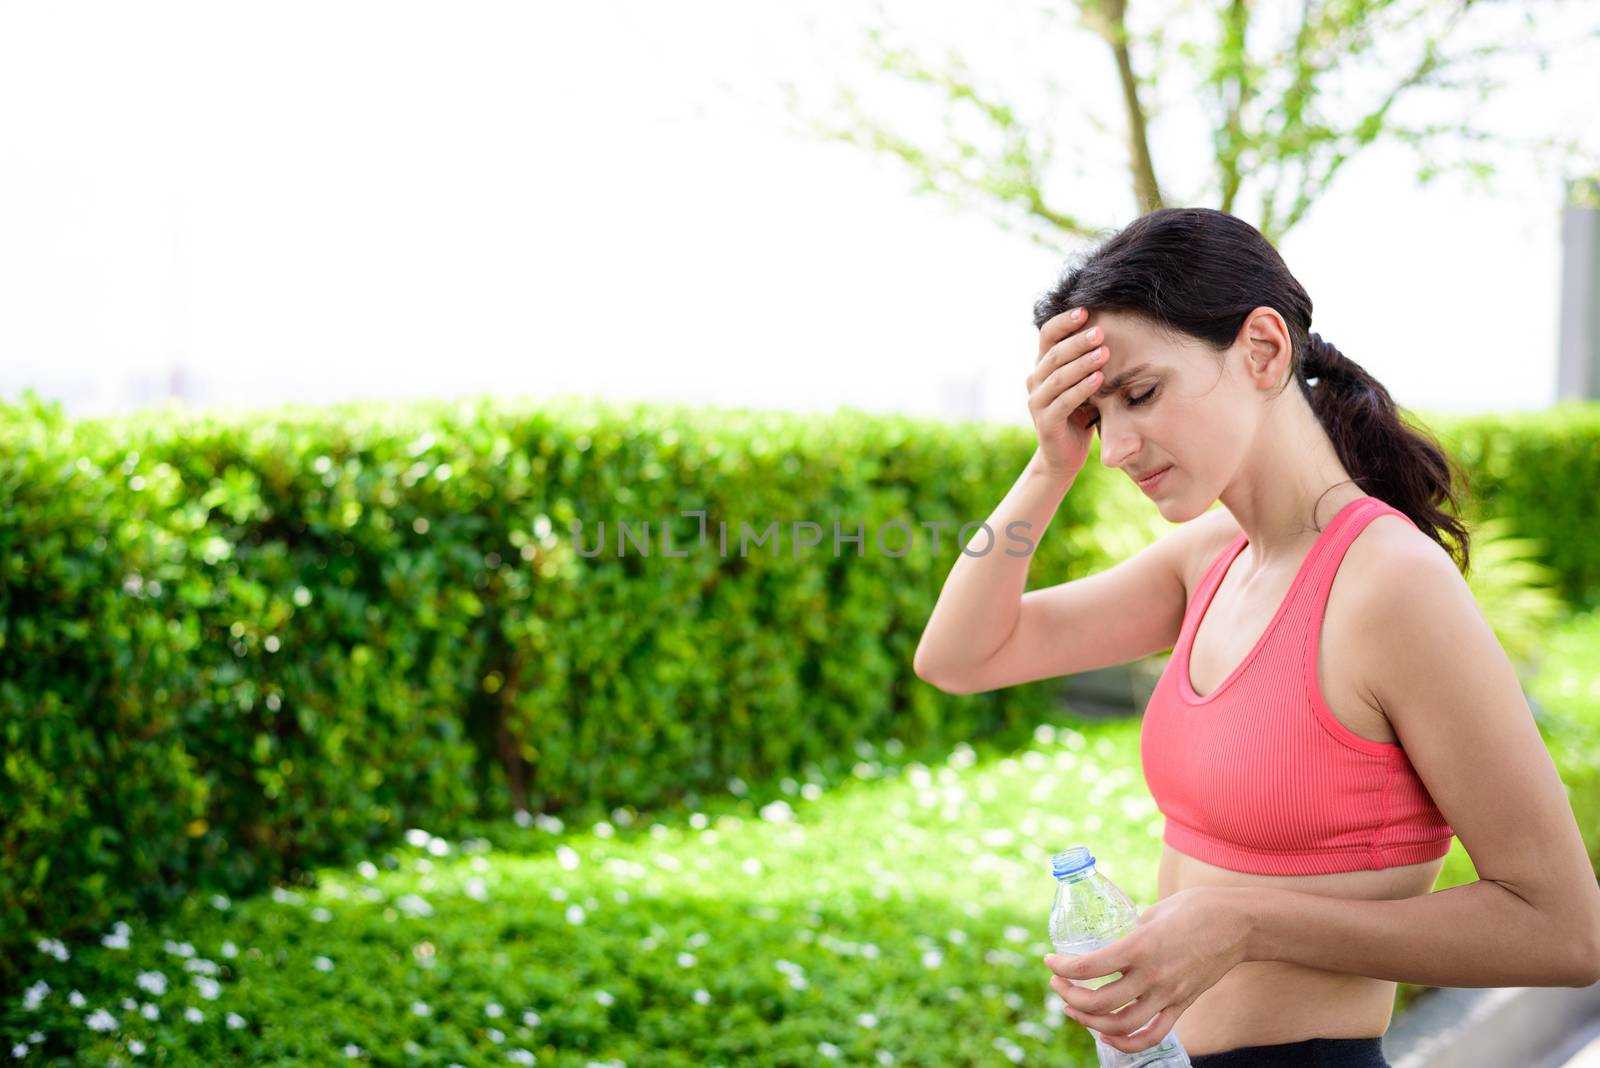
[1218,393,1363,576]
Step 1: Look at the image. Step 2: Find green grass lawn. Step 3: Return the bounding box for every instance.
[7,609,1597,1068]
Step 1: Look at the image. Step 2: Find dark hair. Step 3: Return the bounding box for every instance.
[1032,206,1471,576]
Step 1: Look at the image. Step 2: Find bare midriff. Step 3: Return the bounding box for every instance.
[1158,846,1444,1054]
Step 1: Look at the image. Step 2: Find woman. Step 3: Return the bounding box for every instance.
[912,207,1600,1067]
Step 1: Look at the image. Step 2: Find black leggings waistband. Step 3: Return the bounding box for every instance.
[1189,1035,1390,1067]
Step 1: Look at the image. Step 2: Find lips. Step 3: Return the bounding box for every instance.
[1135,465,1172,488]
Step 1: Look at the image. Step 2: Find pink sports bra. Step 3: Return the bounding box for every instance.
[1139,495,1455,876]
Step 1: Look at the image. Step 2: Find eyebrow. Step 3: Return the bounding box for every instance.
[1093,362,1158,398]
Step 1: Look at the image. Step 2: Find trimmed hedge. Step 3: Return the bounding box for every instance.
[1,392,1595,999]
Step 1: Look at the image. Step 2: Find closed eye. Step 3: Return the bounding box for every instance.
[1083,387,1157,429]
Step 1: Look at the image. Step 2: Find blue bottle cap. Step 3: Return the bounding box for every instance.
[1050,845,1094,879]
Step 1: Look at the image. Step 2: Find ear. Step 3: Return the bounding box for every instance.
[1235,306,1293,391]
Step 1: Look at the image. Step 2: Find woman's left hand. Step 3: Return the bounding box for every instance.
[1043,886,1249,1055]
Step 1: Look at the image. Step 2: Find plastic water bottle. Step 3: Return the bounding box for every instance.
[1048,846,1190,1068]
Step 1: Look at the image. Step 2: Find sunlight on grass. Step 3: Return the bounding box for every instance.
[7,721,1162,1066]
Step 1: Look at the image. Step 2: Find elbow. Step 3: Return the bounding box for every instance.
[1563,951,1600,989]
[1557,909,1600,988]
[915,668,973,696]
[912,650,972,695]
[1566,928,1600,988]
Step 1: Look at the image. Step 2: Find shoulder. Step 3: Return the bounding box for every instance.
[1341,508,1480,692]
[1343,506,1458,591]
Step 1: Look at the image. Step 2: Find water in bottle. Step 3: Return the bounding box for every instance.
[1048,845,1190,1068]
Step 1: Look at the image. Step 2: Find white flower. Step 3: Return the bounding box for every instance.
[484,1002,504,1017]
[556,845,580,871]
[220,941,238,959]
[128,1039,146,1055]
[922,949,944,969]
[464,877,488,901]
[395,894,433,918]
[676,952,697,968]
[84,1008,118,1032]
[12,1043,29,1058]
[121,997,138,1010]
[509,1052,535,1066]
[486,1027,505,1043]
[36,938,70,962]
[311,907,333,923]
[818,1042,841,1059]
[184,958,220,976]
[357,861,378,880]
[411,1001,430,1016]
[404,828,432,848]
[692,989,712,1005]
[226,1012,247,1030]
[102,927,131,950]
[22,981,50,1010]
[857,1012,878,1028]
[184,1007,204,1024]
[594,990,614,1007]
[426,837,450,857]
[343,1043,363,1058]
[759,800,795,823]
[876,1052,896,1066]
[210,894,231,911]
[163,940,196,958]
[313,956,335,972]
[136,972,168,997]
[566,905,586,925]
[68,990,86,1007]
[142,1003,160,1021]
[521,1010,541,1027]
[195,976,222,1001]
[991,1036,1025,1064]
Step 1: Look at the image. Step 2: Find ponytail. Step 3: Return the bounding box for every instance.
[1292,332,1472,574]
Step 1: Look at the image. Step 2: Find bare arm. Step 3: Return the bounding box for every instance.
[912,448,1074,687]
[1220,879,1595,987]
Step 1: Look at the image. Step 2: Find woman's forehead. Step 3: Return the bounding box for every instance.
[1093,311,1203,362]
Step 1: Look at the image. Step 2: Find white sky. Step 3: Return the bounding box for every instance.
[0,0,1596,426]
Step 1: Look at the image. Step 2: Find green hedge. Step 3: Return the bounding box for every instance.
[1,392,1595,998]
[0,392,1163,997]
[1424,401,1600,612]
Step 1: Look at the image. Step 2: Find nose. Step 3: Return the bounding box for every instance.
[1097,414,1140,472]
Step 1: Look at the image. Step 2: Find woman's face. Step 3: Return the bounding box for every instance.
[1078,310,1264,519]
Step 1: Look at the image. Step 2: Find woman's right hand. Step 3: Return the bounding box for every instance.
[1027,308,1108,480]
